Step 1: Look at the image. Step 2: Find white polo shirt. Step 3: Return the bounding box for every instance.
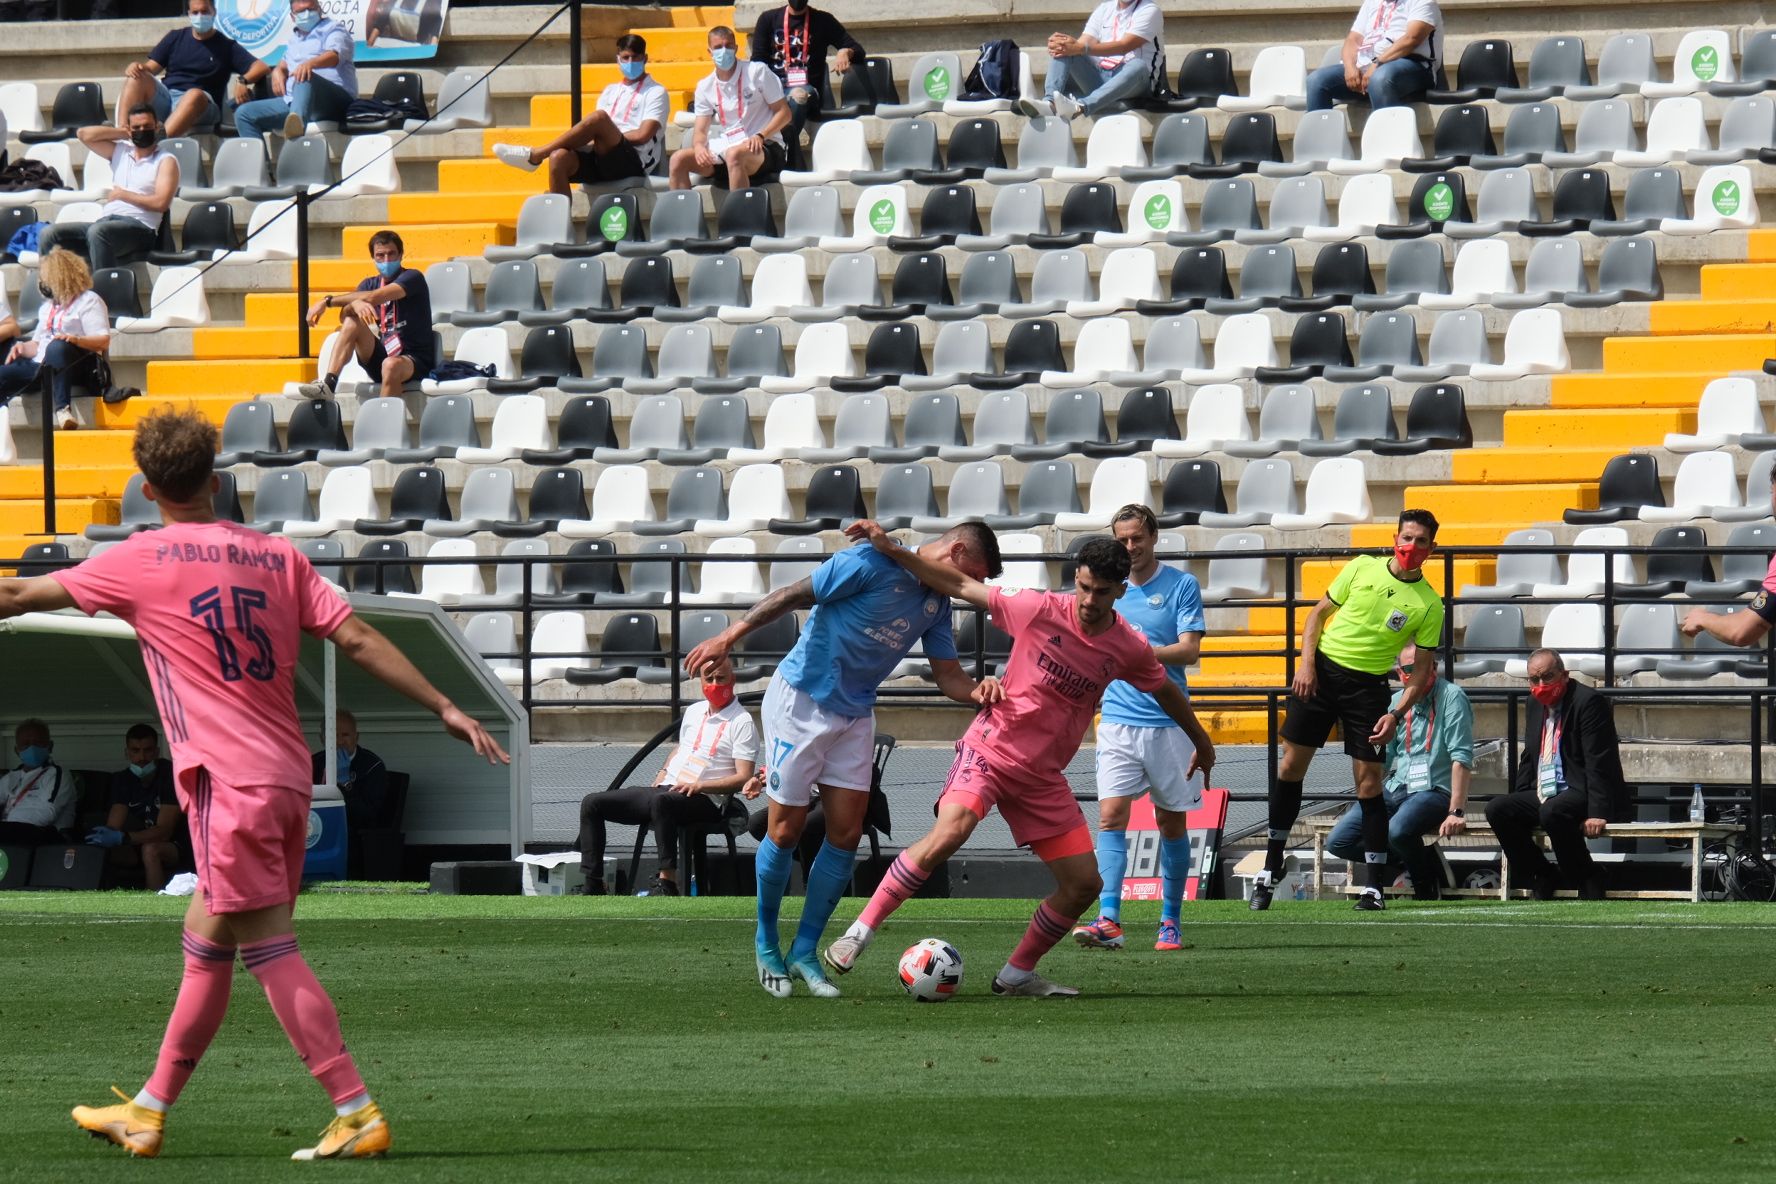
[597,76,671,173]
[1351,0,1442,74]
[693,61,786,153]
[101,142,178,231]
[0,763,75,830]
[1082,0,1163,73]
[661,699,760,787]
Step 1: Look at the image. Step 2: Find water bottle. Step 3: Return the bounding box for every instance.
[1689,784,1707,823]
[1292,876,1306,901]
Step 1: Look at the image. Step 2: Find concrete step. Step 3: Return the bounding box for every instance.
[146,358,315,398]
[44,432,134,468]
[1295,557,1492,600]
[0,465,133,499]
[387,191,539,225]
[1648,298,1776,335]
[1551,372,1720,409]
[1450,446,1621,484]
[95,395,238,429]
[299,257,446,290]
[1403,481,1597,525]
[1602,332,1776,372]
[438,157,550,194]
[192,326,303,360]
[0,498,112,534]
[1500,408,1694,449]
[340,222,513,259]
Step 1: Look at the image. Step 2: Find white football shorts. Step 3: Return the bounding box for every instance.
[1095,721,1203,813]
[760,675,876,807]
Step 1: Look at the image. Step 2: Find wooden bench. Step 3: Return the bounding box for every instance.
[1303,816,1740,903]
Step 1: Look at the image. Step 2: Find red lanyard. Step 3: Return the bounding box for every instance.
[6,768,48,814]
[46,302,65,337]
[613,79,645,124]
[1401,696,1435,756]
[1539,715,1563,765]
[714,71,746,128]
[781,7,811,68]
[689,709,731,758]
[1369,0,1401,34]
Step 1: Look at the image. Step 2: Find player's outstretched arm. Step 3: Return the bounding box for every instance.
[1154,682,1215,782]
[843,519,991,609]
[0,575,78,621]
[685,576,817,676]
[929,658,1002,707]
[327,615,511,764]
[1682,605,1771,647]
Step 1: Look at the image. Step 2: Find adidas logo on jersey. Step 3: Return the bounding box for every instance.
[1046,634,1063,645]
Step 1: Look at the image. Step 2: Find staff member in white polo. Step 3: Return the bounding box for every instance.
[1304,0,1443,110]
[492,33,670,193]
[42,107,180,272]
[669,25,793,192]
[1074,505,1207,953]
[1023,0,1165,121]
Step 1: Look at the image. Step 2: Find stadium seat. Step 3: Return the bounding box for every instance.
[1454,605,1526,676]
[146,202,237,265]
[1498,35,1589,102]
[938,390,1035,461]
[782,119,872,185]
[616,190,705,258]
[1169,178,1260,246]
[1404,104,1495,171]
[761,323,855,392]
[254,399,345,466]
[1299,383,1395,454]
[215,401,279,468]
[1271,458,1372,530]
[1427,38,1518,102]
[294,538,347,587]
[853,119,942,185]
[1474,102,1567,170]
[426,467,519,537]
[1508,603,1606,678]
[414,68,492,131]
[600,540,693,606]
[1615,97,1708,166]
[0,82,39,136]
[1306,173,1399,242]
[768,465,865,536]
[1139,253,1232,316]
[801,397,893,465]
[1199,532,1271,601]
[920,118,1008,183]
[634,325,720,394]
[452,260,543,327]
[1122,113,1213,180]
[536,540,621,607]
[330,133,401,198]
[20,80,103,143]
[249,469,314,533]
[863,251,950,320]
[1495,237,1589,307]
[1644,29,1734,97]
[1378,383,1473,454]
[1470,308,1569,381]
[929,250,1018,320]
[1566,32,1656,100]
[631,467,724,537]
[834,321,924,391]
[1618,526,1714,597]
[984,533,1049,591]
[1447,167,1539,238]
[915,461,1013,532]
[1689,523,1776,597]
[1668,378,1765,451]
[880,51,962,119]
[889,184,983,253]
[661,395,755,466]
[242,136,332,201]
[1264,108,1355,176]
[1717,28,1776,95]
[1656,609,1749,679]
[1417,239,1514,309]
[1663,165,1758,234]
[521,396,618,467]
[1531,526,1636,597]
[90,268,142,324]
[1591,168,1685,236]
[1691,95,1776,164]
[872,393,965,462]
[574,324,655,390]
[1325,106,1416,175]
[421,327,513,394]
[984,459,1081,530]
[1092,386,1182,456]
[1565,454,1666,525]
[457,539,561,609]
[84,473,156,541]
[752,186,843,252]
[1325,310,1419,382]
[354,466,450,535]
[1156,459,1227,526]
[559,464,659,536]
[1226,384,1323,456]
[533,610,600,682]
[955,182,1048,251]
[1284,241,1373,312]
[685,538,766,606]
[1200,459,1298,528]
[1458,528,1558,597]
[900,321,988,392]
[454,396,551,465]
[1639,452,1742,522]
[1241,177,1332,245]
[1543,99,1640,167]
[585,191,642,252]
[1257,311,1352,384]
[1393,310,1489,382]
[1154,383,1249,458]
[984,116,1076,184]
[1219,44,1306,111]
[284,466,377,538]
[1012,388,1110,461]
[1042,317,1138,385]
[416,538,485,605]
[1375,170,1470,238]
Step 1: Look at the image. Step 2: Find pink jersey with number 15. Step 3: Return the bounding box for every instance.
[961,586,1169,785]
[52,522,353,791]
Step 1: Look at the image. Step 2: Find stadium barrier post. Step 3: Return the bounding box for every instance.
[1753,693,1764,855]
[1441,545,1456,679]
[38,377,56,535]
[570,0,584,125]
[296,191,312,360]
[1601,545,1616,685]
[669,551,682,717]
[1282,550,1298,683]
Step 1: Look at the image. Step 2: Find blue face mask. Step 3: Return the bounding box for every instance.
[18,745,48,769]
[130,761,157,779]
[336,747,353,783]
[619,58,646,81]
[376,258,402,279]
[293,8,321,33]
[190,13,215,33]
[711,47,737,71]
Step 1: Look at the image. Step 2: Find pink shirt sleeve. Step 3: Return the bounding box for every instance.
[986,585,1045,637]
[50,536,143,620]
[294,549,353,639]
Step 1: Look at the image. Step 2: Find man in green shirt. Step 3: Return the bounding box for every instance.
[1254,509,1446,912]
[1323,643,1471,900]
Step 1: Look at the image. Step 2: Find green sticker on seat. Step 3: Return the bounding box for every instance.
[1423,182,1454,221]
[924,66,952,102]
[1712,179,1741,217]
[868,198,898,234]
[1692,45,1720,81]
[599,205,629,241]
[1143,193,1172,230]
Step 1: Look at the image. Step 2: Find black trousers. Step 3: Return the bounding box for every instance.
[0,820,61,845]
[1484,787,1596,885]
[578,785,723,876]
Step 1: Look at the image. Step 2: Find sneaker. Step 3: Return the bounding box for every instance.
[1154,919,1182,951]
[55,408,78,431]
[293,380,333,400]
[1015,96,1054,119]
[290,1101,390,1161]
[71,1087,164,1159]
[789,955,841,998]
[756,950,792,999]
[636,874,680,897]
[282,110,307,140]
[1354,887,1386,912]
[1249,870,1278,911]
[1072,916,1125,950]
[821,928,872,976]
[991,972,1080,998]
[1051,91,1084,121]
[493,142,540,172]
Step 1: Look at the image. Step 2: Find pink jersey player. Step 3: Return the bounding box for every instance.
[822,523,1215,998]
[0,409,507,1164]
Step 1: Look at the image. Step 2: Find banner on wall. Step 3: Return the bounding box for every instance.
[1118,787,1229,903]
[218,0,450,64]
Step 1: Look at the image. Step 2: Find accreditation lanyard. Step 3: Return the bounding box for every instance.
[674,711,732,784]
[1536,714,1564,800]
[781,7,812,86]
[612,79,645,125]
[713,71,748,138]
[1360,0,1403,59]
[1097,0,1136,68]
[1401,697,1435,790]
[6,768,49,814]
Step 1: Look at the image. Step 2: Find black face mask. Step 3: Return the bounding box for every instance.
[787,0,809,10]
[36,282,52,301]
[130,128,157,148]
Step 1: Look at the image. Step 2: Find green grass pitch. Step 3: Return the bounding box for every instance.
[7,890,1776,1182]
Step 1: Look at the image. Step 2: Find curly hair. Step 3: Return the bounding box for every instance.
[39,248,92,307]
[133,406,217,503]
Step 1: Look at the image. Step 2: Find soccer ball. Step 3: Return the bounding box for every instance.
[897,938,963,1002]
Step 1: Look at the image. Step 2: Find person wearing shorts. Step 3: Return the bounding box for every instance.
[120,0,270,139]
[298,230,435,401]
[685,525,1002,999]
[0,408,508,1162]
[1254,508,1446,913]
[825,529,1215,998]
[670,26,794,192]
[492,33,670,195]
[1075,505,1206,953]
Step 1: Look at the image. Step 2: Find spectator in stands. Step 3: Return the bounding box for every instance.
[1485,649,1627,901]
[232,0,359,144]
[1684,473,1776,647]
[117,0,271,138]
[88,722,185,890]
[577,656,760,896]
[491,34,669,192]
[1324,644,1472,900]
[297,230,433,401]
[0,286,18,347]
[750,0,863,168]
[311,709,389,834]
[1305,0,1442,111]
[0,249,110,432]
[0,718,76,846]
[41,107,180,272]
[1020,0,1165,122]
[669,25,793,192]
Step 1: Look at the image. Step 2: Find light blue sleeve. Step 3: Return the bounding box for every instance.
[326,25,355,63]
[1174,572,1206,636]
[1444,684,1475,769]
[920,605,958,661]
[808,545,876,605]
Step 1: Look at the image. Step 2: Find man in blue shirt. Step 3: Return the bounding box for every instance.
[1325,643,1472,900]
[686,523,1004,999]
[1075,506,1207,953]
[119,0,271,138]
[233,0,360,144]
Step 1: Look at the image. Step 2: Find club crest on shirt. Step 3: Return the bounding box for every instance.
[1148,594,1164,606]
[923,598,939,616]
[1001,586,1026,597]
[1385,609,1408,632]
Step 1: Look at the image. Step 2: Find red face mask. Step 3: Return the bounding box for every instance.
[703,683,735,711]
[1529,677,1566,708]
[1394,540,1431,572]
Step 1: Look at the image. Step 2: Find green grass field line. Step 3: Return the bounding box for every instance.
[10,894,1776,1182]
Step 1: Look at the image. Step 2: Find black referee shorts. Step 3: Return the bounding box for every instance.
[1280,651,1393,763]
